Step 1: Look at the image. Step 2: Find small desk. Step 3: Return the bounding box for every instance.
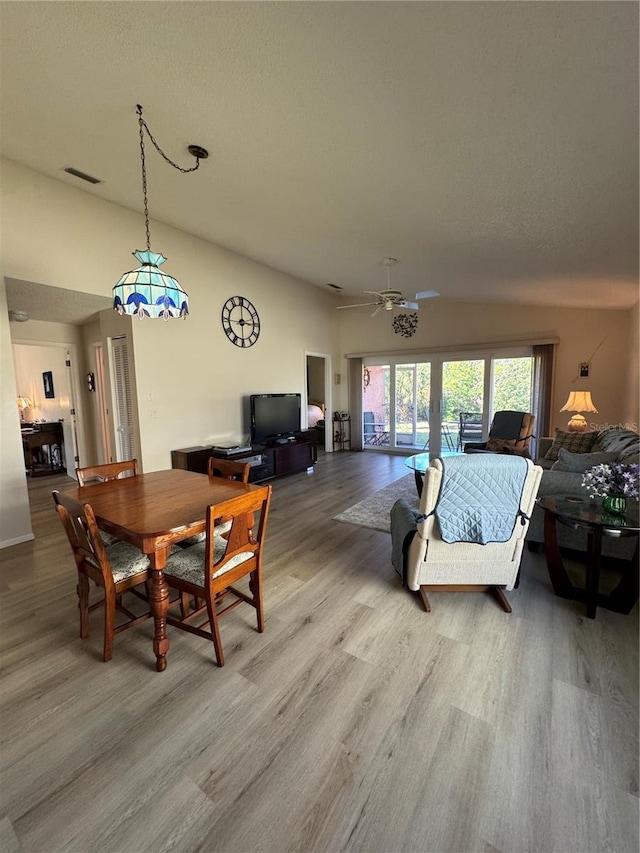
[538,495,639,618]
[21,423,66,476]
[62,469,269,671]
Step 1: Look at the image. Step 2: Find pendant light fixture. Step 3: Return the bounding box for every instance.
[113,105,208,320]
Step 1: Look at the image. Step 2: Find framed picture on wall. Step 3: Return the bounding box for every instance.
[42,370,54,399]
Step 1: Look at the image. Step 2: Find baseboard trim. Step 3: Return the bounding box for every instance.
[0,532,35,550]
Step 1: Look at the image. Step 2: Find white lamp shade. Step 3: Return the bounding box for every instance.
[560,391,598,413]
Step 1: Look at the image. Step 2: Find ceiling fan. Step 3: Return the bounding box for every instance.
[336,258,439,316]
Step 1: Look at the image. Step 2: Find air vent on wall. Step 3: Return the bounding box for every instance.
[64,167,102,184]
[326,283,343,291]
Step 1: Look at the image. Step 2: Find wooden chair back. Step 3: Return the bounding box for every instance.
[207,457,251,482]
[205,487,271,577]
[165,484,272,666]
[52,489,150,661]
[76,459,139,486]
[52,490,111,587]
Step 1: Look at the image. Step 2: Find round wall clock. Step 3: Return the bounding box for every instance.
[221,296,260,347]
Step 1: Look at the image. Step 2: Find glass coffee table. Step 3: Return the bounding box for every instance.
[404,453,431,496]
[537,494,639,618]
[404,452,466,496]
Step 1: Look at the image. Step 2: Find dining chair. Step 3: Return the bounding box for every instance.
[52,490,151,662]
[176,458,252,553]
[76,460,140,545]
[164,485,272,666]
[76,459,139,486]
[207,456,251,482]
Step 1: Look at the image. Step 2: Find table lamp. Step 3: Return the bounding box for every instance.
[560,391,597,432]
[17,396,34,422]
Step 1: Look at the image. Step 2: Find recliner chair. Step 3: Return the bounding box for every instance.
[400,456,542,613]
[464,410,535,456]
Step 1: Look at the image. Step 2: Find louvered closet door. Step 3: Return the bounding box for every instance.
[110,336,135,462]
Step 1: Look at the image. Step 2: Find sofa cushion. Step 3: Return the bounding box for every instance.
[596,427,640,462]
[550,448,617,473]
[543,429,598,462]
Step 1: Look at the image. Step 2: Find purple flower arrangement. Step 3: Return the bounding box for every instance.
[581,461,640,499]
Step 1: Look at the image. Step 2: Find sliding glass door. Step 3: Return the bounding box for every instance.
[362,364,390,447]
[363,348,534,456]
[394,363,431,450]
[442,358,485,451]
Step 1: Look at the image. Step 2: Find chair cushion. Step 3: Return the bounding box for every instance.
[550,448,617,473]
[543,429,598,462]
[92,540,150,582]
[176,522,231,549]
[164,535,253,587]
[485,437,517,452]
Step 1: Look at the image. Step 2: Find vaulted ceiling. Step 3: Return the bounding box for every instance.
[1,2,638,311]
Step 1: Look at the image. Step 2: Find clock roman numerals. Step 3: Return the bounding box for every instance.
[221,296,261,348]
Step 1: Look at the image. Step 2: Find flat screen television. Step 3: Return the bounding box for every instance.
[250,393,301,445]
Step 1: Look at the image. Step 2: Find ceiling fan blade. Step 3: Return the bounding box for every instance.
[336,302,379,310]
[415,290,439,300]
[401,301,419,310]
[371,305,383,317]
[363,290,384,297]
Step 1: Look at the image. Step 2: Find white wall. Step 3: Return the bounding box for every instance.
[0,159,341,545]
[623,301,639,431]
[0,283,34,547]
[337,298,637,434]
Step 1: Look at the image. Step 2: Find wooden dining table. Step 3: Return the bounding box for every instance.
[62,469,269,671]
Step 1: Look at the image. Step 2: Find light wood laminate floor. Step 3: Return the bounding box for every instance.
[1,452,638,853]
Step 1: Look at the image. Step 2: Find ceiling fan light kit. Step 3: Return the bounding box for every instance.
[336,257,439,320]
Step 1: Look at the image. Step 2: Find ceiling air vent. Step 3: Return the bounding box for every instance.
[64,167,102,184]
[326,283,343,292]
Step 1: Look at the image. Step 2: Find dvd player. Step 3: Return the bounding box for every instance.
[212,444,252,456]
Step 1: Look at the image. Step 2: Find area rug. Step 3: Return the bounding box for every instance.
[333,474,419,532]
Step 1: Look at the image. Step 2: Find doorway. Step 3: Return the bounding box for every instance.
[12,341,85,479]
[305,352,332,452]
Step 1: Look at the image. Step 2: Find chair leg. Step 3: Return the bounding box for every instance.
[419,586,431,612]
[206,595,225,667]
[77,574,90,639]
[250,569,265,632]
[103,589,116,662]
[489,587,512,613]
[180,591,191,619]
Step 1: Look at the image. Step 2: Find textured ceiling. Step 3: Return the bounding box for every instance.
[1,2,638,311]
[5,279,111,326]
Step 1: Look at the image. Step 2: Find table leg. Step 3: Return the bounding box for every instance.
[543,510,575,598]
[585,526,603,619]
[149,548,171,671]
[597,537,639,615]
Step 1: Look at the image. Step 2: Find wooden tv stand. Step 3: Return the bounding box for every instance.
[171,433,315,484]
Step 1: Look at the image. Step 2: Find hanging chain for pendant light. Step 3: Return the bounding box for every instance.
[136,104,207,252]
